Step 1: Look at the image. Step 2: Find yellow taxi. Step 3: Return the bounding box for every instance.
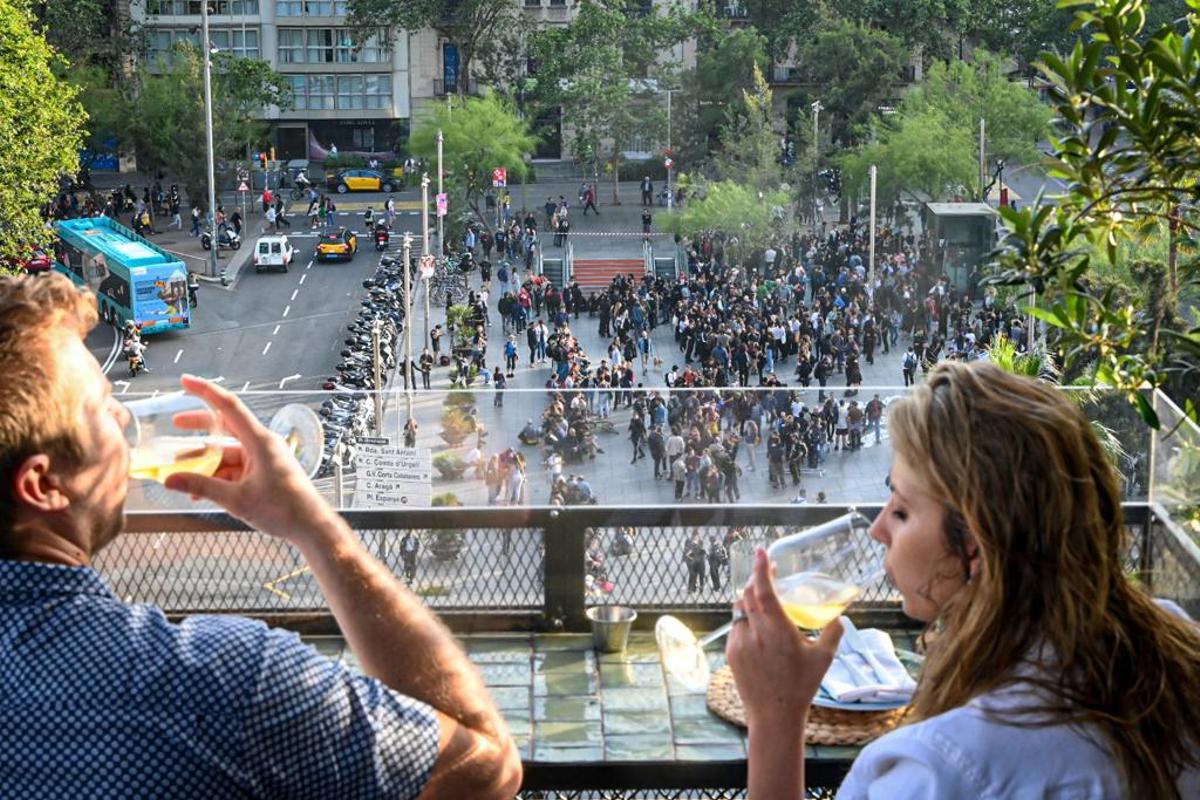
[315,228,357,262]
[328,169,396,194]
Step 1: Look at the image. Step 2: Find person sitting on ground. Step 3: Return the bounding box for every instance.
[728,361,1200,799]
[0,273,522,799]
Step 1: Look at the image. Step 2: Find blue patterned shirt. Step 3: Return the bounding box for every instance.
[0,559,440,799]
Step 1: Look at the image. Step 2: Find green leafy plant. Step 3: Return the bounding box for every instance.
[433,452,467,480]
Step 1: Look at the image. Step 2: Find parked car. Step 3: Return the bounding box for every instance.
[326,168,396,194]
[254,235,295,273]
[316,228,357,262]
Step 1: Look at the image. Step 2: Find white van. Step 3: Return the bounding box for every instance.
[254,235,295,273]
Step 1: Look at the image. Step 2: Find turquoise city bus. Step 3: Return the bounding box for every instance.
[54,217,191,335]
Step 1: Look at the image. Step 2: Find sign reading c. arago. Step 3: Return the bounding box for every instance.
[355,440,432,508]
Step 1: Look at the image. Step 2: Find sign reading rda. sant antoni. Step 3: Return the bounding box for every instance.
[354,438,432,508]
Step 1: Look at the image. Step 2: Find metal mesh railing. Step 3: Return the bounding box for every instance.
[99,505,1171,629]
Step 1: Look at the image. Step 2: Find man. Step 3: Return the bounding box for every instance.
[683,531,706,594]
[902,345,918,387]
[640,176,653,206]
[0,273,521,798]
[866,393,884,444]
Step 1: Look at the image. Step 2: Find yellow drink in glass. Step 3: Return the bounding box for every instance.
[129,436,223,483]
[776,573,861,629]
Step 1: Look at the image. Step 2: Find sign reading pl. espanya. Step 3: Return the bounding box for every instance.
[355,439,432,508]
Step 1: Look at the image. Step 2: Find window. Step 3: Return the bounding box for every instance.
[145,29,200,66]
[286,74,308,109]
[274,1,347,17]
[277,1,303,14]
[306,28,334,63]
[309,75,334,110]
[278,29,304,63]
[334,29,390,63]
[364,74,391,109]
[210,28,259,58]
[337,75,364,109]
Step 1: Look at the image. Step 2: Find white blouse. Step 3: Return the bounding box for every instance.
[839,602,1199,799]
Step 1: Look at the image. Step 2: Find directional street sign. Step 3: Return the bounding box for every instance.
[355,443,432,508]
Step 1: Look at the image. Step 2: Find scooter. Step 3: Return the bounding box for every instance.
[374,226,390,251]
[200,226,241,251]
[128,354,145,378]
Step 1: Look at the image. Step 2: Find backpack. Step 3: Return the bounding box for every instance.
[903,352,917,370]
[498,265,508,283]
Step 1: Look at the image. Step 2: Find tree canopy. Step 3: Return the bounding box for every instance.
[408,93,536,231]
[839,50,1051,209]
[346,0,520,96]
[120,44,291,204]
[0,0,86,262]
[990,0,1199,425]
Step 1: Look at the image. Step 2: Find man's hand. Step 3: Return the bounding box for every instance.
[725,548,842,728]
[163,374,335,542]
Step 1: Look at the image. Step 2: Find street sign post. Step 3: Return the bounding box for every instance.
[355,443,432,508]
[491,167,507,188]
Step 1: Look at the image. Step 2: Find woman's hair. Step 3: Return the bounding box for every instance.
[888,360,1200,797]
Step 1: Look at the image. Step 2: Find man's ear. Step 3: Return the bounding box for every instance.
[12,454,71,513]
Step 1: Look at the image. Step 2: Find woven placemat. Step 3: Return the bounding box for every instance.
[706,665,909,745]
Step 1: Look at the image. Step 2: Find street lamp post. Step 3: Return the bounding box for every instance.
[421,173,431,345]
[436,129,444,256]
[811,100,823,231]
[201,0,219,279]
[402,232,414,425]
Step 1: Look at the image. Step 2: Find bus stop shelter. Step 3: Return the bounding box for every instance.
[922,202,999,291]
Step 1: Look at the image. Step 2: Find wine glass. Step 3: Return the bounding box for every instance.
[655,511,885,691]
[125,394,325,483]
[124,393,232,483]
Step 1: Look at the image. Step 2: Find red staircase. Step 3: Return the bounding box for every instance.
[571,258,644,289]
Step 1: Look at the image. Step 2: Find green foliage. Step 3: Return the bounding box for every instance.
[679,27,769,161]
[989,0,1200,426]
[710,64,788,193]
[529,0,705,202]
[408,94,535,229]
[346,0,520,96]
[33,0,142,70]
[662,180,790,260]
[796,16,908,145]
[840,50,1051,207]
[0,0,86,262]
[123,43,292,203]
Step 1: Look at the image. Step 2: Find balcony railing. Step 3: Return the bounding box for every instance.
[432,77,478,97]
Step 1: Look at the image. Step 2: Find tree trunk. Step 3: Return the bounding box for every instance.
[610,152,621,206]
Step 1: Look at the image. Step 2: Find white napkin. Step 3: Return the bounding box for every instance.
[821,626,917,704]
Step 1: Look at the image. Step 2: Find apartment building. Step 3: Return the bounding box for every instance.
[134,0,697,163]
[135,0,411,160]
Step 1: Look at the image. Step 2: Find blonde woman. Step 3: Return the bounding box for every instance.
[728,361,1200,799]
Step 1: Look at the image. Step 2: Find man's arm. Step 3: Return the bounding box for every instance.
[166,376,521,800]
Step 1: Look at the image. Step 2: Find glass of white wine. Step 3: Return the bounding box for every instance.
[123,393,234,483]
[655,511,885,691]
[124,394,327,484]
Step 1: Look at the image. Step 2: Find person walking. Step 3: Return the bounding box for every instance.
[274,197,291,229]
[902,346,918,387]
[628,412,646,464]
[190,205,202,237]
[399,530,420,583]
[707,533,727,592]
[504,335,518,376]
[640,176,653,206]
[683,531,706,594]
[582,184,599,216]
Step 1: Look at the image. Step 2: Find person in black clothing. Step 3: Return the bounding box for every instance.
[647,424,666,478]
[707,533,727,592]
[683,531,706,594]
[628,413,647,463]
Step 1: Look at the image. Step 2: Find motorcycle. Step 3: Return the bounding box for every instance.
[374,226,390,251]
[128,353,145,378]
[200,226,241,251]
[187,280,198,308]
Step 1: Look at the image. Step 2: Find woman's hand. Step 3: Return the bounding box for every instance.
[726,548,843,728]
[163,375,337,543]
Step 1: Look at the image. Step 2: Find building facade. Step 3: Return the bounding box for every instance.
[136,0,412,161]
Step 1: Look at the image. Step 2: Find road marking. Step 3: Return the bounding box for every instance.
[282,305,291,317]
[113,379,130,394]
[299,274,307,285]
[263,566,312,599]
[212,376,225,384]
[272,324,280,336]
[101,325,121,374]
[173,348,183,364]
[241,381,251,392]
[279,373,302,388]
[290,289,299,301]
[306,260,313,270]
[262,341,272,356]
